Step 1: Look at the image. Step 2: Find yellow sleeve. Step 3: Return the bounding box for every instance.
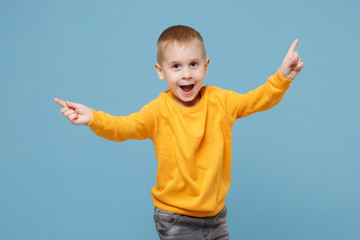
[225,69,293,121]
[86,99,159,142]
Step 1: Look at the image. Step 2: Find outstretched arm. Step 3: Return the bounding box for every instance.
[225,39,304,120]
[279,39,304,80]
[54,98,93,125]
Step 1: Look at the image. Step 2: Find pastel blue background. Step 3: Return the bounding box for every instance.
[1,0,359,239]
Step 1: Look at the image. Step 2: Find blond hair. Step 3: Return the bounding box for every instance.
[157,25,206,63]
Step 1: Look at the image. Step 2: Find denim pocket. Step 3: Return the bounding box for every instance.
[217,205,227,218]
[154,208,178,233]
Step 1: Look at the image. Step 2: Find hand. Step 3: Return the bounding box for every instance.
[279,39,304,80]
[54,98,93,125]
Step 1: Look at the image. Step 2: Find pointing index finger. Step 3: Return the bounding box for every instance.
[287,39,299,56]
[54,98,67,107]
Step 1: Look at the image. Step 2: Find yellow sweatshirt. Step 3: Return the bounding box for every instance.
[87,70,292,217]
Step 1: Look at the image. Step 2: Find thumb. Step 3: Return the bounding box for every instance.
[65,100,82,109]
[289,51,299,65]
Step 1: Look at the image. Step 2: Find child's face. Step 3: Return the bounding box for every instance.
[155,40,210,107]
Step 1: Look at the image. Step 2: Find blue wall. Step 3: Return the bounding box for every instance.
[1,0,359,239]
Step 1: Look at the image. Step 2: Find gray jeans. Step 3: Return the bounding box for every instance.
[154,206,230,240]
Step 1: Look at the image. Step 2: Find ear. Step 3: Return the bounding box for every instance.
[155,63,165,80]
[204,58,210,75]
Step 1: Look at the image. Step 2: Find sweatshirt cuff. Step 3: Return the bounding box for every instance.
[86,109,97,127]
[271,69,293,91]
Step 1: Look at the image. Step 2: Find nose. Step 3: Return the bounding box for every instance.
[182,67,191,80]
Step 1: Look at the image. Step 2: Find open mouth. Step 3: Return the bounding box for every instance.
[180,84,195,93]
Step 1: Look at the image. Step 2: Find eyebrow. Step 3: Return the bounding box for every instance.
[169,58,201,65]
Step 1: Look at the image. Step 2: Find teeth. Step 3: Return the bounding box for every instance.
[180,84,194,92]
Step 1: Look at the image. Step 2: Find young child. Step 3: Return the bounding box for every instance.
[55,25,303,239]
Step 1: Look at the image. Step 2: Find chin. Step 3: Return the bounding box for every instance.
[180,95,200,106]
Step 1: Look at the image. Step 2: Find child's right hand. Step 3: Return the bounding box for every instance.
[54,98,93,125]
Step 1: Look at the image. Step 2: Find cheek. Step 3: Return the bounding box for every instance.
[167,73,180,83]
[166,78,178,88]
[194,71,206,80]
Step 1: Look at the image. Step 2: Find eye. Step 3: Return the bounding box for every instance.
[172,64,180,69]
[190,62,198,67]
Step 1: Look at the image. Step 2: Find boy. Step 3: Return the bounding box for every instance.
[55,25,303,239]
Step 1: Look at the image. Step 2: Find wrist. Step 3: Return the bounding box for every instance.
[85,109,95,126]
[269,69,293,91]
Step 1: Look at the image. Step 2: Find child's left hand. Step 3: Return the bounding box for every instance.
[279,39,304,80]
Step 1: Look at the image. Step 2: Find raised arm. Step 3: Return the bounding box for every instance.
[279,39,304,80]
[225,39,304,120]
[54,98,93,125]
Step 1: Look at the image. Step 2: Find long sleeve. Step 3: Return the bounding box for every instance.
[225,70,292,121]
[86,99,160,142]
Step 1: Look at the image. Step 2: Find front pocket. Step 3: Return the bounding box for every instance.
[154,208,178,233]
